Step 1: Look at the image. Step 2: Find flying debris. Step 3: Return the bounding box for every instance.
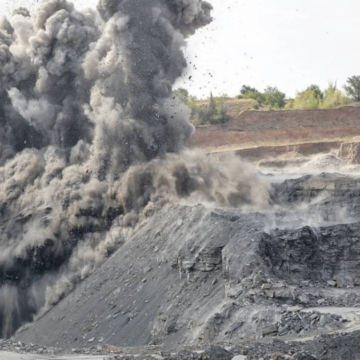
[0,0,268,338]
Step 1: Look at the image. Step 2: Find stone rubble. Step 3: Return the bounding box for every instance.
[6,172,360,360]
[273,311,344,337]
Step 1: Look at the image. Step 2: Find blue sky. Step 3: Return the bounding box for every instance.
[4,0,360,99]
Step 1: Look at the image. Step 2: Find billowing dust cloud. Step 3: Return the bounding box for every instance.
[0,0,269,338]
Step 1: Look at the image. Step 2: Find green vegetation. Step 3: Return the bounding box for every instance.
[344,76,360,102]
[288,84,350,110]
[288,85,323,110]
[321,84,350,109]
[174,87,191,103]
[236,85,285,109]
[174,76,360,127]
[174,89,231,126]
[239,89,265,109]
[240,85,257,95]
[264,87,286,109]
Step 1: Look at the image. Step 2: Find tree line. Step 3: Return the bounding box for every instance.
[175,75,360,126]
[237,76,360,110]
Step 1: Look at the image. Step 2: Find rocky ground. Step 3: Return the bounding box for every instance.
[3,169,360,359]
[3,332,360,359]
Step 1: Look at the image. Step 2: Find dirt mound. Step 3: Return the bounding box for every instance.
[227,107,360,131]
[190,107,360,156]
[191,125,360,153]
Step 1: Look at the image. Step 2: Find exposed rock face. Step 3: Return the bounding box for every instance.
[339,141,360,164]
[13,204,360,349]
[196,247,223,272]
[259,223,360,285]
[11,172,360,358]
[14,205,266,349]
[271,172,360,226]
[272,172,360,205]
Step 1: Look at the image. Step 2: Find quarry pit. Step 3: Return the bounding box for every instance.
[2,1,360,360]
[3,158,360,360]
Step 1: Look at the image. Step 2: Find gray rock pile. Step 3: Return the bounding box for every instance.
[274,311,344,337]
[0,339,61,355]
[6,172,360,360]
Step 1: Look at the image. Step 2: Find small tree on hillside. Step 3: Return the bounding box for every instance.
[321,84,349,109]
[241,90,265,106]
[204,92,230,125]
[264,86,286,108]
[208,92,217,118]
[291,85,323,109]
[344,76,360,102]
[307,85,324,100]
[240,85,257,95]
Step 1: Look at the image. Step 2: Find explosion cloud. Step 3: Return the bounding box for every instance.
[0,0,269,338]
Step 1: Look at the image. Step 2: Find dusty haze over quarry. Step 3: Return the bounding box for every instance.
[0,0,269,338]
[3,2,360,360]
[5,1,360,99]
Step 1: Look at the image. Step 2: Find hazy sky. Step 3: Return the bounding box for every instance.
[3,0,360,99]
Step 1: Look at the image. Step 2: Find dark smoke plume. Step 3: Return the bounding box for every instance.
[0,0,269,338]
